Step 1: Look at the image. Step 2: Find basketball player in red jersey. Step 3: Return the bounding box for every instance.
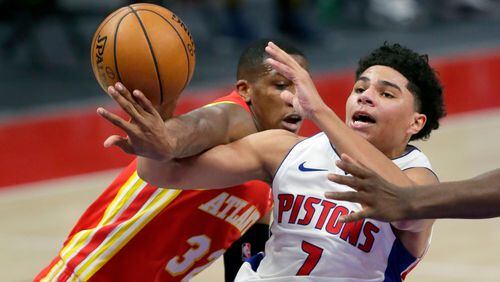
[35,39,308,282]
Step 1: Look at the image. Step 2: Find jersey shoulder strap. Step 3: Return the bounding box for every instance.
[204,91,250,113]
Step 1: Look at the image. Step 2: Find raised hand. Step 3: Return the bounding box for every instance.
[324,154,412,222]
[264,42,327,120]
[97,82,173,161]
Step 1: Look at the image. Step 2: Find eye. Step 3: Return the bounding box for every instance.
[355,87,365,94]
[275,83,287,90]
[382,92,394,98]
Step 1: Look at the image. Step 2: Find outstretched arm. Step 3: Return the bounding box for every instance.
[137,129,299,189]
[97,82,256,161]
[326,156,500,220]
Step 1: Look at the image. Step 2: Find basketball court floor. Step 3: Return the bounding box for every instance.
[1,108,499,281]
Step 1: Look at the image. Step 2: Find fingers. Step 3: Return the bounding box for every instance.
[338,210,370,223]
[280,90,295,106]
[103,135,125,148]
[336,154,372,179]
[107,86,143,121]
[114,83,149,117]
[265,42,304,81]
[97,107,135,136]
[327,174,360,190]
[265,58,295,81]
[114,82,134,102]
[265,42,300,69]
[132,90,161,119]
[324,191,360,202]
[103,135,135,154]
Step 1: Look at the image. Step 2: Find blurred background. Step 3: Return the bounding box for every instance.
[1,0,500,281]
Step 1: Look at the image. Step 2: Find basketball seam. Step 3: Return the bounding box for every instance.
[127,5,164,104]
[114,12,133,84]
[135,8,192,95]
[91,8,129,87]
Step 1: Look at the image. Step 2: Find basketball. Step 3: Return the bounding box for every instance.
[90,3,196,119]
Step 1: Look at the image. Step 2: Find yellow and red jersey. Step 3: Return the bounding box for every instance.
[36,91,272,282]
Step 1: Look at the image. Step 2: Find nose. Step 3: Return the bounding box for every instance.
[357,88,375,106]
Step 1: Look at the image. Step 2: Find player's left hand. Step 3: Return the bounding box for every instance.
[264,42,327,120]
[97,82,174,161]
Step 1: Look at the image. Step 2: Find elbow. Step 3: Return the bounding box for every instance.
[391,220,415,231]
[391,219,432,233]
[136,165,160,187]
[136,159,181,188]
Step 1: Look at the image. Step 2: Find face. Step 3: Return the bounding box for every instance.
[345,65,426,157]
[238,55,308,134]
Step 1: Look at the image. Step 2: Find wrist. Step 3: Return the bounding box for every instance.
[310,103,333,123]
[401,187,421,220]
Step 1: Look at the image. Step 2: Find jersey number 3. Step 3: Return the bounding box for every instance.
[297,240,323,276]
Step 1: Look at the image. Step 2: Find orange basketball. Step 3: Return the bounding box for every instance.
[90,3,196,119]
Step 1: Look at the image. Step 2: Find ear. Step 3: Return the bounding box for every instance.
[236,79,252,103]
[407,112,426,136]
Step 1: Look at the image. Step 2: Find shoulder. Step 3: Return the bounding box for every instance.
[194,99,251,119]
[206,91,250,111]
[404,167,439,186]
[393,145,431,170]
[180,99,256,141]
[397,145,438,185]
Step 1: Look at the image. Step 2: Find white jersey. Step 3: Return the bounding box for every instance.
[236,132,433,282]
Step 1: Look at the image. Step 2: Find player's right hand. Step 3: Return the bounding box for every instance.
[264,41,328,120]
[97,82,174,161]
[324,153,412,223]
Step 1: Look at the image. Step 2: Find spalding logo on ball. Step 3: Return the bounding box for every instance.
[90,3,196,119]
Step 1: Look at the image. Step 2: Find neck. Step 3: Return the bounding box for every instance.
[249,105,264,132]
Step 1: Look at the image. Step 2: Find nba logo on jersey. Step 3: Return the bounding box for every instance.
[241,243,252,261]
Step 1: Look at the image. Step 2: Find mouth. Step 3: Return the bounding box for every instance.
[351,111,376,129]
[282,114,303,133]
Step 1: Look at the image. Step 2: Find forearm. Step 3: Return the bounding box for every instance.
[311,106,414,186]
[136,115,223,178]
[137,156,225,189]
[411,170,500,219]
[163,115,227,159]
[137,132,275,190]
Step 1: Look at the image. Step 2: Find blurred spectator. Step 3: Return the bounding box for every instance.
[432,0,496,20]
[201,0,317,44]
[318,0,499,29]
[274,0,317,41]
[0,0,90,67]
[365,0,426,28]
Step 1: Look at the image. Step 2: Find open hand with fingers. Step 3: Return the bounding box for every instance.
[264,42,327,120]
[97,82,173,161]
[324,154,413,222]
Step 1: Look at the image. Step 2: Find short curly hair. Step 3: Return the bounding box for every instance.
[237,38,306,82]
[355,43,446,141]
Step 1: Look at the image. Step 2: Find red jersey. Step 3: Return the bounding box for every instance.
[36,92,272,282]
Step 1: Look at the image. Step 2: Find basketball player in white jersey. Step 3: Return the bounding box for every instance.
[105,42,446,281]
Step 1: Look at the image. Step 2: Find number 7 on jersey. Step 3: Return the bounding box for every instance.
[297,240,324,275]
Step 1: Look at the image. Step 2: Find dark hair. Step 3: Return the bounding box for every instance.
[355,43,446,141]
[237,38,306,81]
